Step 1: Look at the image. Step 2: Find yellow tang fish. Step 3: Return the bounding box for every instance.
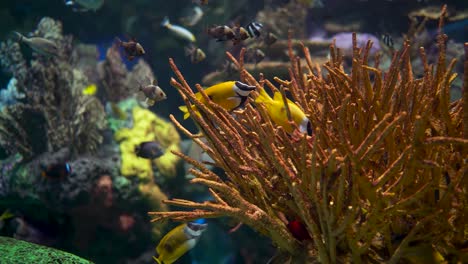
[178,81,256,119]
[82,84,98,96]
[255,87,312,135]
[153,222,208,264]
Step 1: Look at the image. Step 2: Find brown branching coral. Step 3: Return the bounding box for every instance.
[150,6,467,263]
[0,17,106,158]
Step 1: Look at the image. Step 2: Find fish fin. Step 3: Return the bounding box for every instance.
[147,98,155,106]
[184,46,193,56]
[152,79,158,86]
[152,256,162,264]
[179,105,191,119]
[273,91,294,104]
[255,87,273,103]
[161,16,170,28]
[273,91,283,101]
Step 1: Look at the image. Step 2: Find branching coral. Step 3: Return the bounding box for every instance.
[150,6,467,263]
[0,17,106,159]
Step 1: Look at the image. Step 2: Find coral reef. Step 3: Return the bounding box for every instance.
[0,17,106,159]
[0,78,25,110]
[257,1,308,38]
[0,236,93,264]
[150,6,468,263]
[0,142,168,262]
[203,39,330,85]
[97,46,154,103]
[115,106,181,179]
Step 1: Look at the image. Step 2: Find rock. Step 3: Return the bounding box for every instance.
[0,236,93,264]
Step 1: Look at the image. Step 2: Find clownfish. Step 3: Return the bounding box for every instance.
[255,87,313,135]
[178,81,256,119]
[153,220,208,264]
[40,163,72,179]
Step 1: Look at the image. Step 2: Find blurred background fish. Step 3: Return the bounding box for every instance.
[192,0,208,5]
[40,162,72,179]
[12,31,59,56]
[185,44,206,64]
[245,21,264,38]
[161,16,196,42]
[64,0,104,12]
[179,6,204,27]
[115,37,145,61]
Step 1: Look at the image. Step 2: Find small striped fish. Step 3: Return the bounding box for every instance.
[246,21,263,38]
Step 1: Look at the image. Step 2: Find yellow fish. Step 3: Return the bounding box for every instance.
[255,87,312,135]
[0,209,14,221]
[82,84,97,96]
[153,222,208,264]
[0,209,14,230]
[179,81,256,119]
[402,244,445,264]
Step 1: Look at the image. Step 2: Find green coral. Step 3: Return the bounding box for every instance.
[106,98,137,133]
[0,236,93,264]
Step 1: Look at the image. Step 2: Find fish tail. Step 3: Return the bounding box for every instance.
[179,105,191,119]
[114,37,122,47]
[147,98,155,106]
[152,256,162,264]
[184,45,194,56]
[12,31,23,43]
[161,16,170,28]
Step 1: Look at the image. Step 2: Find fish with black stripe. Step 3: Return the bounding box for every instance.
[381,33,394,49]
[246,21,264,38]
[179,81,256,119]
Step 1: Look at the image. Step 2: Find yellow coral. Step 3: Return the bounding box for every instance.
[115,107,181,180]
[139,182,169,239]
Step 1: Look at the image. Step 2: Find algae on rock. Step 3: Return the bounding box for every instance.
[0,236,93,264]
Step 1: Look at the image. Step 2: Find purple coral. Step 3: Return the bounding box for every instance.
[310,32,382,57]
